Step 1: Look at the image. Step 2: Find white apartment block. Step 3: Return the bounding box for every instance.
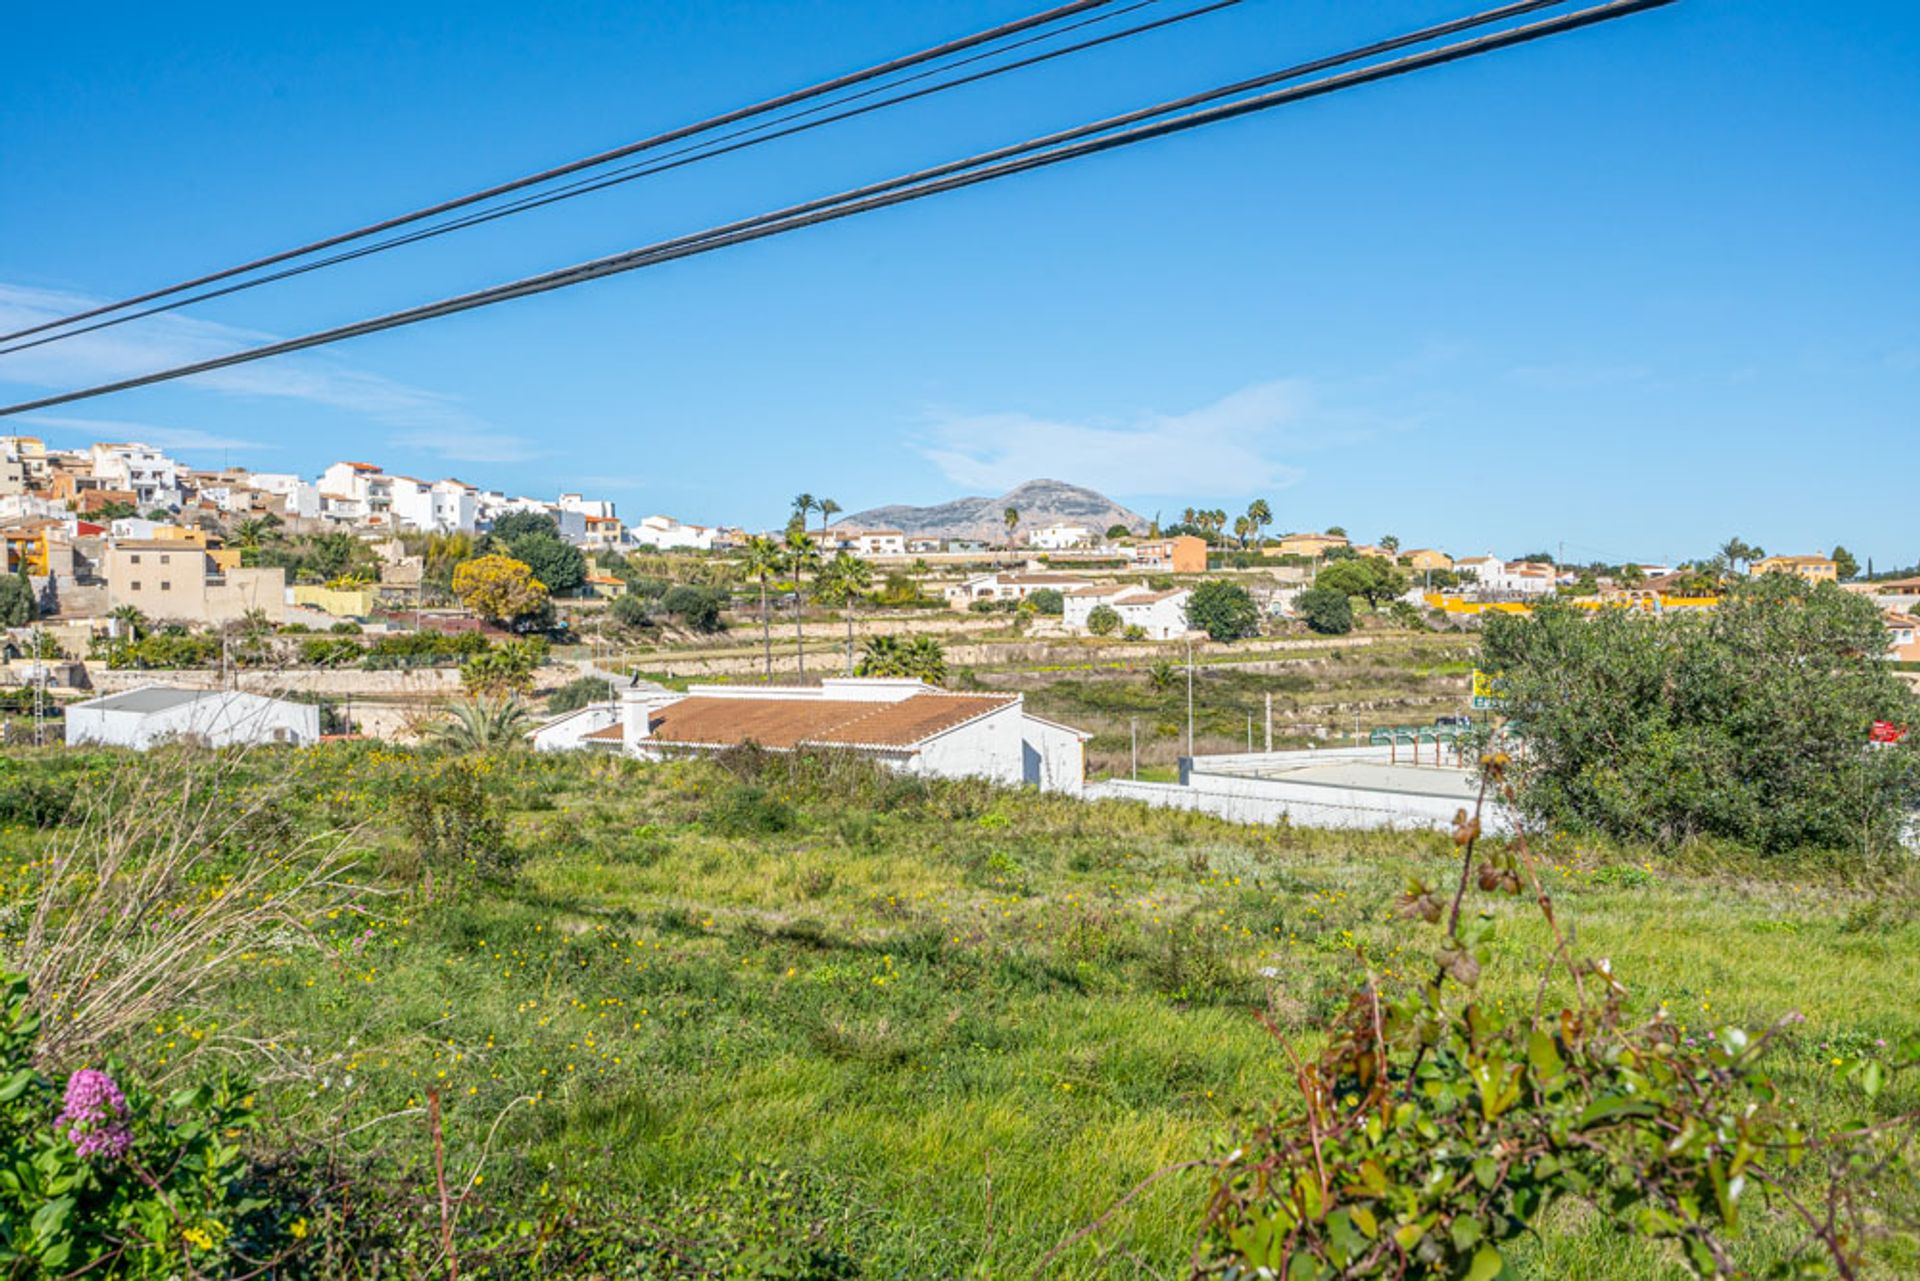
[388,476,479,534]
[1456,555,1559,596]
[89,443,183,510]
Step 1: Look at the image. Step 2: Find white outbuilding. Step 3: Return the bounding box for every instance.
[64,686,321,750]
[559,678,1090,794]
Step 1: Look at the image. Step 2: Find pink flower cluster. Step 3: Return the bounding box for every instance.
[54,1068,132,1161]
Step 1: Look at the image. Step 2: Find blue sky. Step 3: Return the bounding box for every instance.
[3,1,1915,566]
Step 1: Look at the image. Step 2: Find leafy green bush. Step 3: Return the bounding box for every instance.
[1296,586,1354,636]
[855,635,947,686]
[0,973,278,1277]
[401,759,521,889]
[1482,576,1920,852]
[105,632,221,670]
[1086,605,1121,636]
[361,629,490,669]
[298,635,363,667]
[661,585,727,633]
[609,593,653,630]
[1200,759,1919,1279]
[1028,588,1065,616]
[548,675,611,714]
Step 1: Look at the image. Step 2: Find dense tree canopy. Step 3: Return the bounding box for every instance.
[1294,586,1354,635]
[1183,581,1259,642]
[1313,556,1409,609]
[1482,576,1920,853]
[452,555,549,623]
[489,511,559,543]
[504,532,586,596]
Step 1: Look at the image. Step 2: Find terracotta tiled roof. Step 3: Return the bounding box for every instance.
[582,723,625,742]
[646,693,1015,751]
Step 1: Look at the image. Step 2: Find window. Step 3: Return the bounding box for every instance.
[159,581,170,591]
[129,554,141,564]
[130,582,141,591]
[160,554,171,565]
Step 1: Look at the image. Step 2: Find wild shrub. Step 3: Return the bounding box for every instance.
[401,758,521,891]
[1198,753,1919,1278]
[1483,577,1920,853]
[704,782,795,837]
[0,972,284,1277]
[18,751,359,1069]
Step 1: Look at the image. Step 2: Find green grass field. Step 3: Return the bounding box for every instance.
[5,744,1916,1276]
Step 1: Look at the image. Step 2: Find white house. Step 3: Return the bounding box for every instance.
[584,678,1089,793]
[630,515,722,551]
[944,571,1095,609]
[1028,522,1094,551]
[65,687,321,750]
[88,443,183,510]
[829,528,906,558]
[527,701,624,752]
[1061,583,1192,639]
[1456,555,1558,596]
[248,473,322,521]
[387,476,478,535]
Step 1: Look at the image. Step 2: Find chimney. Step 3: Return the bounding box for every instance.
[620,683,679,746]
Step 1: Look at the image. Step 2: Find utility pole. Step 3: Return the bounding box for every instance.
[1264,691,1272,753]
[1185,640,1194,760]
[30,625,45,748]
[1246,712,1252,752]
[1130,717,1138,781]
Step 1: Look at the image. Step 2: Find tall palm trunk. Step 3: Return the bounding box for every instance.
[845,602,856,675]
[759,574,772,684]
[793,566,806,680]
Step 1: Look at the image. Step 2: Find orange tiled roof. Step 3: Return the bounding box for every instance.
[582,723,625,742]
[646,693,1014,751]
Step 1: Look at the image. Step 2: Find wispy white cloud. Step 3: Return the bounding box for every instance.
[918,380,1321,498]
[392,430,541,465]
[22,413,268,455]
[0,283,537,463]
[1504,361,1652,391]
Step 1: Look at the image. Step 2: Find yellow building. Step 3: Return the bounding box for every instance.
[1267,532,1350,558]
[1400,548,1454,572]
[1749,554,1837,584]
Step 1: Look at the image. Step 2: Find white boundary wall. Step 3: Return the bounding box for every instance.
[1086,745,1513,833]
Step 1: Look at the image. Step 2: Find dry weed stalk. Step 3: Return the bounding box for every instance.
[19,741,366,1069]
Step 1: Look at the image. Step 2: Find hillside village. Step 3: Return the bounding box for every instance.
[3,434,1914,826]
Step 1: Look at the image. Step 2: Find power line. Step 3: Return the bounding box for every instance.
[0,0,1238,358]
[0,0,1678,420]
[0,0,1123,347]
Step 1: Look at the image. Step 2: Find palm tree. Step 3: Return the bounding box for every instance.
[1380,534,1400,555]
[1233,515,1252,548]
[1247,498,1273,546]
[1003,507,1020,549]
[1182,507,1197,528]
[817,551,873,675]
[784,529,819,680]
[792,494,818,535]
[232,513,282,551]
[742,535,784,684]
[428,695,532,751]
[818,498,842,534]
[109,605,147,641]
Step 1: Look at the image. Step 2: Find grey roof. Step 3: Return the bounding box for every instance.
[80,687,219,714]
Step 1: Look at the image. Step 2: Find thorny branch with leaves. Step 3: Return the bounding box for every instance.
[1196,749,1918,1280]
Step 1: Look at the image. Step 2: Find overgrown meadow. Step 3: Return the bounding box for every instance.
[0,744,1914,1277]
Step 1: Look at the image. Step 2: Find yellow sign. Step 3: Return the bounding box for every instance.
[1471,669,1503,709]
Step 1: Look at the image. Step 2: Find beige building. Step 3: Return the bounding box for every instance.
[1400,548,1454,571]
[1749,554,1838,584]
[105,540,285,625]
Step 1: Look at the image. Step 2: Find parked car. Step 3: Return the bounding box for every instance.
[1433,714,1474,728]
